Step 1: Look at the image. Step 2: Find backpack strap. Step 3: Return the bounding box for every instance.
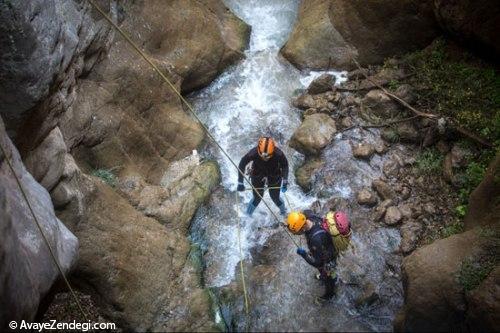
[310,228,328,239]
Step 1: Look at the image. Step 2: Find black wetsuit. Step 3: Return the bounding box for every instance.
[238,147,289,208]
[300,210,338,299]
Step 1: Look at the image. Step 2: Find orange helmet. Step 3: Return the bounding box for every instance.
[257,137,275,160]
[287,211,306,234]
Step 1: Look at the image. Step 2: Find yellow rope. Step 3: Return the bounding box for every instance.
[234,192,250,332]
[86,0,300,248]
[0,142,89,321]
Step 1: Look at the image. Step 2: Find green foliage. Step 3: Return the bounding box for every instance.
[381,128,400,143]
[441,222,464,238]
[415,148,443,174]
[91,169,117,187]
[404,38,500,147]
[454,158,490,214]
[388,79,400,91]
[455,205,467,218]
[458,256,496,291]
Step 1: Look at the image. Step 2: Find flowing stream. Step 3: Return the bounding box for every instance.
[189,1,403,331]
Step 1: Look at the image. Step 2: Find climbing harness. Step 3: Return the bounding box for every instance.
[0,142,89,321]
[234,192,251,332]
[86,0,300,245]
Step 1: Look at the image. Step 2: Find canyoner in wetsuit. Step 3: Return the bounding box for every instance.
[237,137,289,216]
[287,210,338,303]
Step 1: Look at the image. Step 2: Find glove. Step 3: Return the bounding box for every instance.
[296,247,307,257]
[237,182,245,192]
[281,180,288,193]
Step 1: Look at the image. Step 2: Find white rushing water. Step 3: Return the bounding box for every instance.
[189,0,346,287]
[189,1,403,331]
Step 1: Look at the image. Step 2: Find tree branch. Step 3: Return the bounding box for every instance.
[350,57,493,148]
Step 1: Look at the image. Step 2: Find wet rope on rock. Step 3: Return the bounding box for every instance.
[234,192,250,332]
[86,0,300,248]
[0,141,89,322]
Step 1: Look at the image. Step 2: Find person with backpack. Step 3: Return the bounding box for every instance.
[237,137,289,216]
[287,210,351,303]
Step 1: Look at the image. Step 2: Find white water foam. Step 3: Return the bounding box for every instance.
[189,0,346,287]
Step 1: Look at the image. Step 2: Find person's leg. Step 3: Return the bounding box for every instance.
[269,178,286,215]
[321,260,337,299]
[322,276,337,299]
[247,177,264,216]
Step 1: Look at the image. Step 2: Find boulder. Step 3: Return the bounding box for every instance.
[280,0,438,70]
[395,122,420,143]
[352,142,375,160]
[307,74,336,94]
[394,84,416,104]
[293,94,317,110]
[0,118,78,329]
[400,220,423,254]
[75,183,216,331]
[373,199,393,221]
[23,126,92,227]
[356,188,378,207]
[24,127,69,191]
[383,159,400,178]
[340,116,354,129]
[137,159,221,232]
[384,206,402,226]
[464,153,500,230]
[290,114,337,155]
[466,266,500,332]
[433,0,500,58]
[395,229,493,332]
[295,158,325,192]
[362,89,400,118]
[372,179,394,200]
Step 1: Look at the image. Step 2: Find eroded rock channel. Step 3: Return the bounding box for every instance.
[1,0,498,332]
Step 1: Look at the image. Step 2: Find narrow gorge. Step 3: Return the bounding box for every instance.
[1,0,498,332]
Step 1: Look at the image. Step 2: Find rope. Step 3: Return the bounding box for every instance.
[283,191,293,211]
[87,0,300,248]
[0,141,89,321]
[242,186,281,191]
[234,192,250,332]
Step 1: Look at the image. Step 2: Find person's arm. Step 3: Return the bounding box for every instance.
[297,234,324,268]
[300,250,323,268]
[238,149,254,183]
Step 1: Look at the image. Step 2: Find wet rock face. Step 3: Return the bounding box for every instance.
[1,0,246,329]
[295,158,325,192]
[75,183,216,332]
[0,118,78,329]
[134,158,221,232]
[280,0,438,70]
[307,74,336,95]
[0,0,116,137]
[289,114,337,155]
